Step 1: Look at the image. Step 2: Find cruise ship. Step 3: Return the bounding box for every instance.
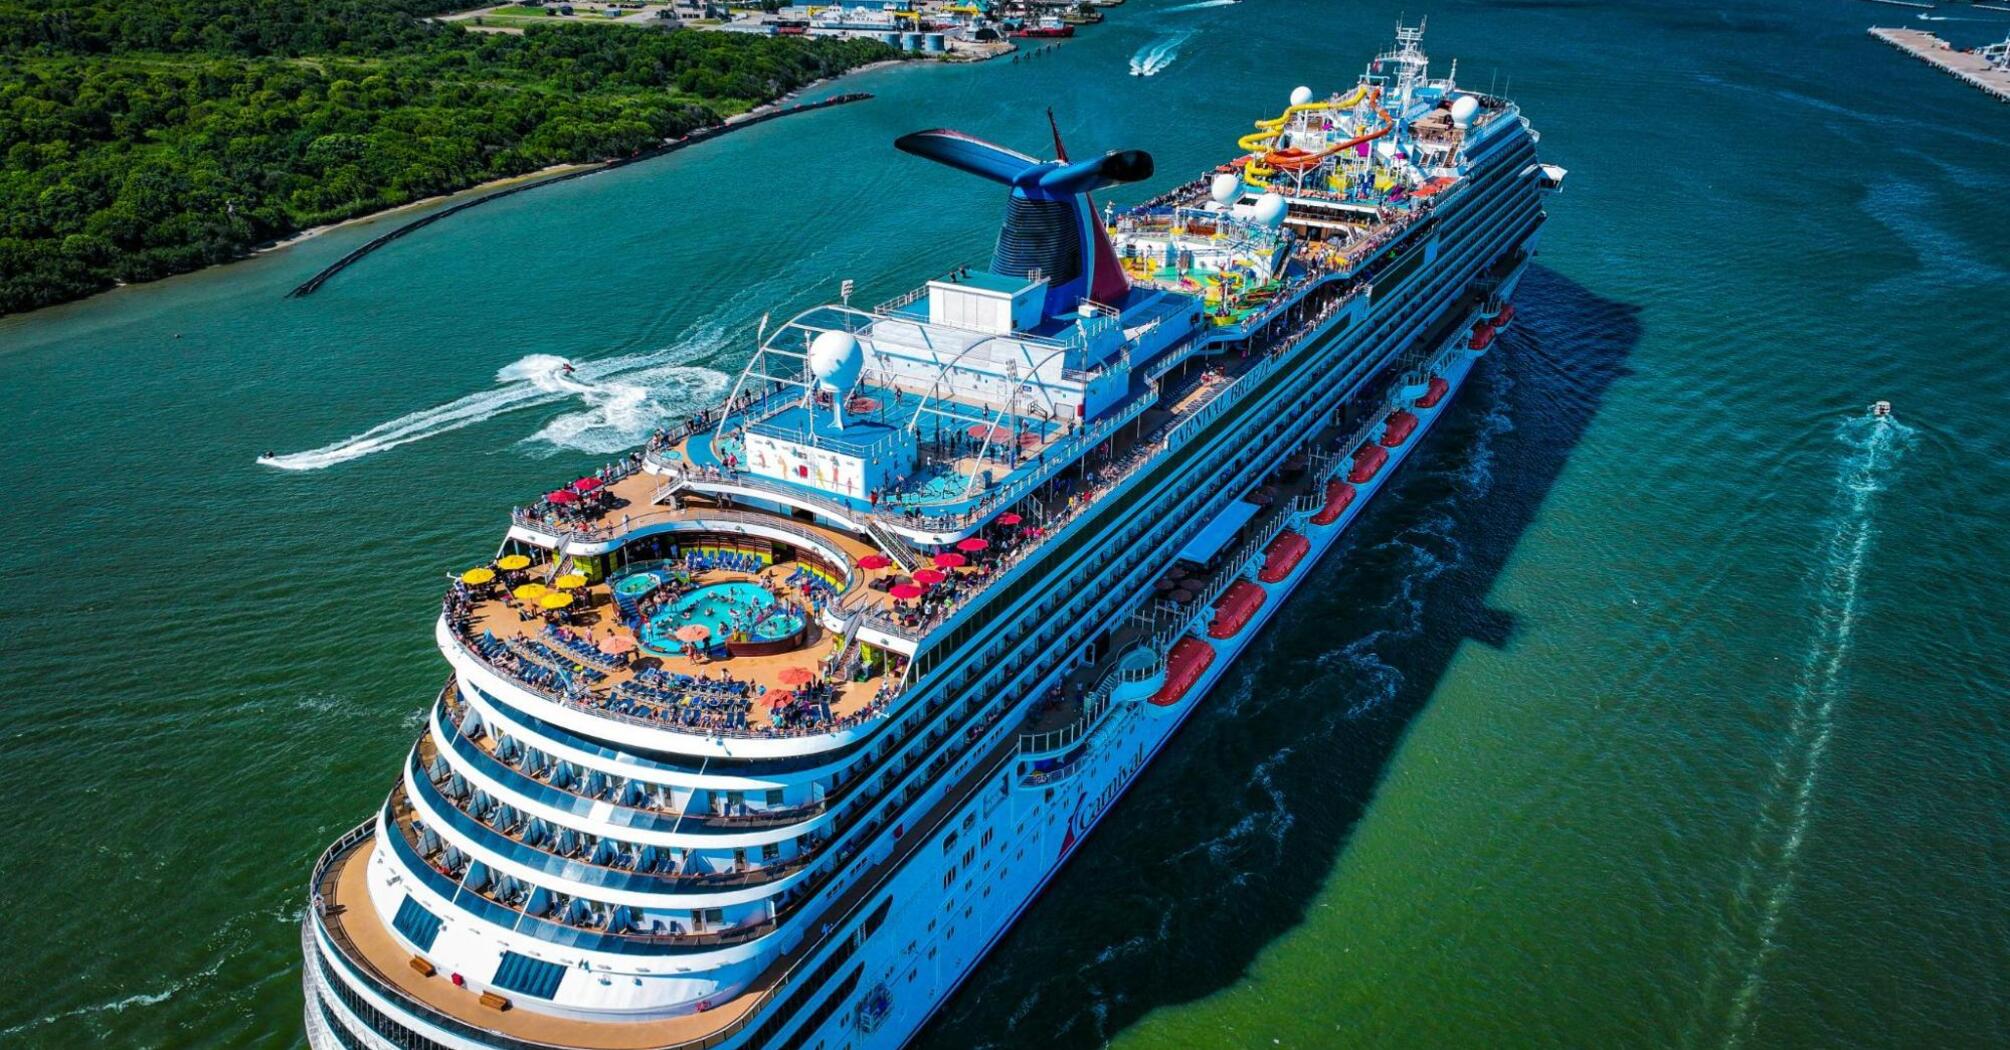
[302,23,1563,1050]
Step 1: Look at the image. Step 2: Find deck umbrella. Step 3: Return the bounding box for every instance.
[932,552,966,569]
[547,489,581,505]
[997,513,1023,525]
[674,624,712,643]
[497,555,533,571]
[776,666,816,688]
[570,477,605,493]
[538,592,574,610]
[766,691,797,709]
[554,573,588,589]
[912,569,946,586]
[598,634,637,655]
[956,537,989,553]
[514,583,550,601]
[460,567,496,585]
[858,554,892,570]
[889,583,923,601]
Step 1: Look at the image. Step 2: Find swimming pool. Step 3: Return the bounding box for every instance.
[642,581,804,650]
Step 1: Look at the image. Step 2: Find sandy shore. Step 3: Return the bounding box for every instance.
[253,162,596,256]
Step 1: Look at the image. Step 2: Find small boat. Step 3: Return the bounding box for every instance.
[1349,443,1389,483]
[1415,375,1449,408]
[1380,409,1419,447]
[1869,400,1893,418]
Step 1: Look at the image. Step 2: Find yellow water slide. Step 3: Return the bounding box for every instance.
[1234,85,1370,153]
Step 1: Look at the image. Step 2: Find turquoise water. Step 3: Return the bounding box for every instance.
[2,1,2008,1047]
[643,581,798,649]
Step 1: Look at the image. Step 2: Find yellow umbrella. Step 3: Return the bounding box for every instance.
[513,583,549,602]
[460,567,495,585]
[538,592,574,610]
[554,573,588,590]
[497,555,532,571]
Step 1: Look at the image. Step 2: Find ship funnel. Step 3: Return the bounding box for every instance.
[895,129,1152,317]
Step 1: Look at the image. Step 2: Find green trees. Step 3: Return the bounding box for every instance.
[0,0,895,314]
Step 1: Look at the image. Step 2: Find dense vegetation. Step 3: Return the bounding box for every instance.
[0,0,895,315]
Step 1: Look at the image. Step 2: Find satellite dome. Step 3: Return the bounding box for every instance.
[808,330,863,395]
[1210,172,1242,205]
[1289,85,1314,107]
[1450,94,1480,129]
[1252,192,1288,229]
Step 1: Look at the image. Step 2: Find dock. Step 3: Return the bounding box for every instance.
[1869,26,2010,102]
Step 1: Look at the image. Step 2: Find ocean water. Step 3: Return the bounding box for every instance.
[2,0,2008,1046]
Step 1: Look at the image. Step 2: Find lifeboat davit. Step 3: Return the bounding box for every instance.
[1258,531,1309,583]
[1348,443,1389,484]
[1151,636,1216,706]
[1380,409,1419,447]
[1468,325,1496,351]
[1415,376,1449,409]
[1310,479,1356,525]
[1208,580,1267,639]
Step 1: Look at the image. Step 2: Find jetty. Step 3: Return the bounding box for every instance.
[1869,27,2010,102]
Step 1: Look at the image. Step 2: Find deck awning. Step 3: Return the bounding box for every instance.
[1177,499,1263,564]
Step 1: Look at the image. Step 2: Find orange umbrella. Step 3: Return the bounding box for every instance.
[674,624,711,643]
[598,634,637,655]
[776,666,816,688]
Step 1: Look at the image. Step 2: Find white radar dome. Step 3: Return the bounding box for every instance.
[1289,85,1314,107]
[1210,172,1243,205]
[1252,192,1288,229]
[808,330,863,395]
[1450,94,1480,128]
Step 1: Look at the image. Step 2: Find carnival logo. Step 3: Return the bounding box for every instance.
[1056,744,1146,859]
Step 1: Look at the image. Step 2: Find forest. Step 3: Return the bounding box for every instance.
[0,0,896,315]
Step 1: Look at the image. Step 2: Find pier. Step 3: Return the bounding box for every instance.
[1869,27,2010,102]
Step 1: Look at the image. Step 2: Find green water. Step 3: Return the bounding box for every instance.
[3,1,2008,1047]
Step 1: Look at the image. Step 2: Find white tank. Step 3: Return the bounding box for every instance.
[1210,171,1242,205]
[1450,94,1480,129]
[808,329,863,395]
[1252,192,1288,229]
[1289,85,1314,107]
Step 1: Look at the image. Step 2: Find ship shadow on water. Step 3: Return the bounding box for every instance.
[914,265,1642,1049]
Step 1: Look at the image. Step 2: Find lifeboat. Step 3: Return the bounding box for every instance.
[1380,409,1419,447]
[1348,443,1388,483]
[1310,479,1356,525]
[1151,636,1216,706]
[1415,376,1449,409]
[1468,325,1496,351]
[1492,303,1516,329]
[1258,531,1308,583]
[1207,580,1267,639]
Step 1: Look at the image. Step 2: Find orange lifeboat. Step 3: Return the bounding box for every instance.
[1151,636,1216,706]
[1415,376,1449,409]
[1492,303,1516,328]
[1310,479,1356,525]
[1380,409,1419,447]
[1258,531,1308,583]
[1348,443,1389,484]
[1468,325,1496,351]
[1208,580,1267,639]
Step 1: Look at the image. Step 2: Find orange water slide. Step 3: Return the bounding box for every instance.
[1262,88,1394,173]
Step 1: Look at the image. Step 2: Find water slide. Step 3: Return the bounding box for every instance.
[1241,87,1395,189]
[1234,85,1369,153]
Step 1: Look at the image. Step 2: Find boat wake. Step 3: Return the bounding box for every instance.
[1128,29,1194,76]
[261,345,728,471]
[1710,410,1915,1048]
[1160,0,1235,11]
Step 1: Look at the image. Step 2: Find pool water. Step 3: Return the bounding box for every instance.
[642,581,803,649]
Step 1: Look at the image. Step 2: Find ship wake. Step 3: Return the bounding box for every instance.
[1708,410,1914,1049]
[1128,29,1195,76]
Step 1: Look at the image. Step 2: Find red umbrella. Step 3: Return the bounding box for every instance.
[858,554,892,570]
[889,583,923,601]
[547,489,581,505]
[570,477,605,493]
[776,666,816,688]
[997,513,1023,525]
[766,690,796,709]
[956,537,989,553]
[913,568,946,586]
[932,552,966,569]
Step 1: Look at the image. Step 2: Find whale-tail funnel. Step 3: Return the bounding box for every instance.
[896,129,1152,317]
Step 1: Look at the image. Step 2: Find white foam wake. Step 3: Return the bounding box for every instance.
[262,344,728,471]
[1714,411,1914,1048]
[1160,0,1234,11]
[1128,29,1194,76]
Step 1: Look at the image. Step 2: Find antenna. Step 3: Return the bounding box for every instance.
[840,279,854,307]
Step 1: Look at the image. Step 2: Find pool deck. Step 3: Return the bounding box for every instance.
[461,563,883,732]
